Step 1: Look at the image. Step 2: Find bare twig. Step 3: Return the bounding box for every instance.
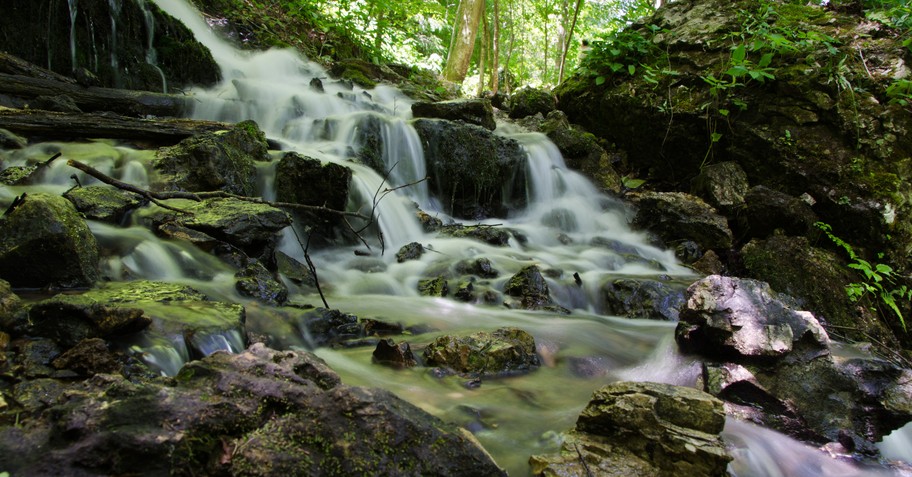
[857,47,874,80]
[291,225,329,309]
[2,193,27,217]
[67,159,196,213]
[574,443,593,477]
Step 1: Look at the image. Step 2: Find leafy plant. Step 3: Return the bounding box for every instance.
[816,222,910,331]
[886,79,912,106]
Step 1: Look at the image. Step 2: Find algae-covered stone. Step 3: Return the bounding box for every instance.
[438,224,512,246]
[531,381,730,477]
[153,120,266,196]
[537,111,623,194]
[0,279,21,324]
[0,165,36,185]
[64,185,143,223]
[0,192,98,288]
[412,98,496,130]
[455,257,499,278]
[418,277,449,297]
[235,261,288,305]
[504,265,567,312]
[396,242,425,263]
[508,87,557,119]
[422,327,540,376]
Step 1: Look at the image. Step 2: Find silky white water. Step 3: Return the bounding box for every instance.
[1,0,909,473]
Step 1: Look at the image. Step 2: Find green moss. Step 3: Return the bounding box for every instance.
[341,69,377,88]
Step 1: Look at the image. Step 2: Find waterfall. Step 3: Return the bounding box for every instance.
[136,0,167,92]
[68,0,78,71]
[107,0,121,73]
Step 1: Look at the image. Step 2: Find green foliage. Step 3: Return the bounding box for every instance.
[816,222,910,331]
[886,78,912,106]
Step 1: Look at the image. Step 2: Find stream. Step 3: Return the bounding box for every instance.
[2,0,911,474]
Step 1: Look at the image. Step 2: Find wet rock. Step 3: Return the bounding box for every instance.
[508,87,557,119]
[23,298,150,348]
[0,279,21,324]
[275,251,316,288]
[530,381,731,476]
[295,307,364,347]
[630,191,733,251]
[235,261,288,305]
[742,186,817,238]
[0,192,99,288]
[372,338,417,368]
[418,277,449,297]
[275,151,352,231]
[416,209,444,232]
[0,165,35,185]
[691,161,749,215]
[149,197,291,259]
[396,242,425,262]
[455,257,499,278]
[0,344,505,476]
[412,118,527,219]
[504,265,567,312]
[537,111,623,194]
[51,338,123,376]
[10,338,63,379]
[674,240,703,264]
[438,224,512,246]
[740,235,896,347]
[453,281,476,302]
[675,275,830,362]
[0,128,27,149]
[63,185,143,223]
[412,98,496,130]
[422,327,540,376]
[153,120,266,196]
[601,278,686,321]
[692,249,724,275]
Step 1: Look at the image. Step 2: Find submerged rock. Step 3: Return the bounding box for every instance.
[153,120,267,196]
[455,257,500,278]
[0,344,505,476]
[530,381,731,476]
[601,278,686,321]
[503,265,567,312]
[372,339,418,368]
[422,327,540,376]
[0,192,99,288]
[396,242,425,262]
[63,185,143,223]
[412,98,496,130]
[417,277,449,297]
[438,224,512,246]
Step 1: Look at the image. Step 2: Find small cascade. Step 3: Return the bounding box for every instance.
[136,0,167,92]
[107,0,121,72]
[68,0,79,71]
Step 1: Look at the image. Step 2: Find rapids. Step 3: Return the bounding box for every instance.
[0,0,909,474]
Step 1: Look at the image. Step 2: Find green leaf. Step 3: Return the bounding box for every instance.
[719,108,730,116]
[595,76,606,86]
[628,64,636,75]
[876,263,894,274]
[732,44,747,64]
[711,132,723,143]
[758,52,774,68]
[622,176,646,189]
[726,66,749,78]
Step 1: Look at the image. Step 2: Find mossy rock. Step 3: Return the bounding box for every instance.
[64,185,144,223]
[422,327,540,376]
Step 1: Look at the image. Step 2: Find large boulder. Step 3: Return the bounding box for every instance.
[422,327,540,376]
[412,118,527,219]
[530,381,731,476]
[274,151,352,231]
[412,98,496,130]
[630,191,733,251]
[675,275,830,361]
[690,161,749,215]
[153,120,267,196]
[0,192,98,288]
[0,343,506,476]
[508,87,557,119]
[536,111,623,194]
[741,186,817,239]
[64,185,144,223]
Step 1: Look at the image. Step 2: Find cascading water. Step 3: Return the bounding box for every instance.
[1,0,909,473]
[68,0,79,70]
[136,0,167,93]
[107,0,121,73]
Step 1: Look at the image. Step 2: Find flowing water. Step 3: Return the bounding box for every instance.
[1,0,910,474]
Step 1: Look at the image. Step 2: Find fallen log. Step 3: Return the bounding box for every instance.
[0,108,232,144]
[0,73,190,117]
[0,52,77,85]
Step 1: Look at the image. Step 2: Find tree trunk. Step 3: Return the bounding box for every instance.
[477,12,489,97]
[490,0,500,93]
[557,0,583,83]
[0,109,230,143]
[442,0,486,83]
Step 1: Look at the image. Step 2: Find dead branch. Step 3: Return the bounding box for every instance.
[290,225,330,309]
[67,159,196,213]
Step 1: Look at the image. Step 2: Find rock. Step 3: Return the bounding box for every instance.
[416,209,444,232]
[274,151,352,231]
[508,87,557,119]
[692,249,724,275]
[0,279,21,324]
[422,327,540,376]
[24,298,150,348]
[0,128,27,149]
[0,166,35,185]
[455,257,499,278]
[418,277,449,297]
[438,224,512,246]
[740,235,896,347]
[412,98,496,130]
[153,120,266,196]
[275,251,316,288]
[504,265,566,312]
[295,308,364,347]
[530,381,731,477]
[537,111,623,194]
[148,197,291,260]
[0,344,505,476]
[453,281,476,302]
[51,338,123,376]
[396,242,425,262]
[691,161,749,215]
[0,192,99,288]
[234,261,288,305]
[601,278,686,320]
[412,118,527,219]
[675,275,830,362]
[742,186,817,238]
[63,185,143,223]
[372,339,417,368]
[630,191,733,251]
